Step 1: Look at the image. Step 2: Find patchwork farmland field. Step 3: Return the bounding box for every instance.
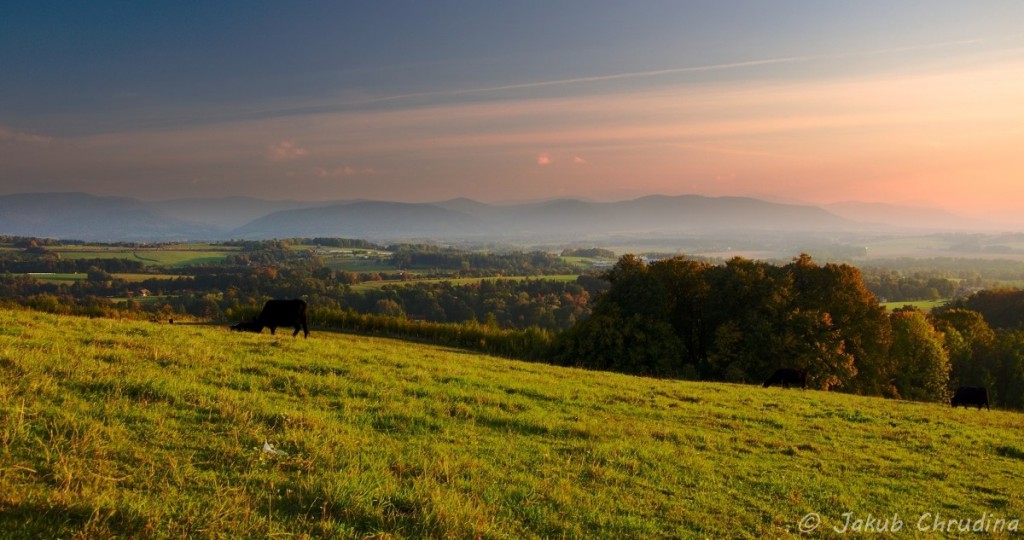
[51,246,234,267]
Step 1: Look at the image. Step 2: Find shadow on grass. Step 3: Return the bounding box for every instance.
[0,501,149,538]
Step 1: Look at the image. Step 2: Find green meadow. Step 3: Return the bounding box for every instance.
[51,246,234,267]
[1,308,1022,538]
[28,273,184,283]
[879,299,950,313]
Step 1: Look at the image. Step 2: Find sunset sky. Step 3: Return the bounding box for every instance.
[2,1,1023,221]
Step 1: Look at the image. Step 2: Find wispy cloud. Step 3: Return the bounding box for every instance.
[536,153,553,166]
[314,165,380,177]
[268,140,309,161]
[0,126,52,145]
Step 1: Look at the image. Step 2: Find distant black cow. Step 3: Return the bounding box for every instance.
[231,299,309,338]
[763,368,808,389]
[951,386,989,410]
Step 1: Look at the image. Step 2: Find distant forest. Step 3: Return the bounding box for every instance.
[3,237,1024,409]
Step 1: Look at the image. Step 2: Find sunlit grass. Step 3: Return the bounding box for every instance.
[1,308,1022,538]
[46,246,234,267]
[28,273,184,283]
[880,299,951,313]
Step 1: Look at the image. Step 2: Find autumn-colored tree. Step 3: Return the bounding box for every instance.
[559,254,896,391]
[785,255,891,393]
[889,309,951,402]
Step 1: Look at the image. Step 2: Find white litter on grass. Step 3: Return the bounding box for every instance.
[261,441,287,456]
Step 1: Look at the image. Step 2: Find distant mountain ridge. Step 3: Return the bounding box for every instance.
[0,191,1005,242]
[147,196,325,229]
[231,200,485,240]
[823,201,1006,231]
[0,192,218,241]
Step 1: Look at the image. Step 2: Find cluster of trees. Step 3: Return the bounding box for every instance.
[554,254,1024,407]
[310,308,553,360]
[0,254,146,274]
[165,273,602,332]
[860,270,958,302]
[342,279,599,330]
[205,240,582,282]
[1,236,81,246]
[862,256,1024,282]
[928,290,1024,409]
[555,255,896,391]
[560,247,616,259]
[389,246,578,275]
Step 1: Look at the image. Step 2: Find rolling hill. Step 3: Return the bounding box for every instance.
[824,201,1006,232]
[0,192,218,241]
[1,307,1021,538]
[0,191,1011,242]
[229,200,487,240]
[229,195,856,241]
[146,196,326,230]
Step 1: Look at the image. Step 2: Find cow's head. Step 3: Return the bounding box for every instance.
[230,319,264,333]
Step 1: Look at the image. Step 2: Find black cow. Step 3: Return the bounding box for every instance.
[231,299,309,338]
[951,386,989,410]
[763,368,808,389]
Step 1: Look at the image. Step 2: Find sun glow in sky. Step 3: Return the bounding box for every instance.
[2,1,1024,222]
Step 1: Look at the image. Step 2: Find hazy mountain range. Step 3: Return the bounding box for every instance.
[0,192,1011,242]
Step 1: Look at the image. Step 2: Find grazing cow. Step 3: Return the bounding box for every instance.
[763,368,808,389]
[230,319,263,333]
[231,299,309,338]
[951,386,989,410]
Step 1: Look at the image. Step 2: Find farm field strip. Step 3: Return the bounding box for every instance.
[879,299,950,313]
[26,273,185,283]
[47,249,232,266]
[346,274,580,291]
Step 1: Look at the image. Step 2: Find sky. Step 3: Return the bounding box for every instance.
[2,1,1024,221]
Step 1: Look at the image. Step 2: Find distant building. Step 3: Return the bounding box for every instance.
[954,286,985,299]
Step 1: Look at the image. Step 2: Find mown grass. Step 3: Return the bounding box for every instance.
[1,308,1022,538]
[880,299,950,313]
[50,247,233,267]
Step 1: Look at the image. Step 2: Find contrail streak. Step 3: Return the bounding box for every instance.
[352,37,993,106]
[128,36,1008,128]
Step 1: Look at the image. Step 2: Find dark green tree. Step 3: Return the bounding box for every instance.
[929,308,996,390]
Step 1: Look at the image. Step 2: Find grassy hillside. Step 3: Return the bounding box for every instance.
[1,309,1022,538]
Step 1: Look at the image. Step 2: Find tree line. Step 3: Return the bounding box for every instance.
[553,255,1024,408]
